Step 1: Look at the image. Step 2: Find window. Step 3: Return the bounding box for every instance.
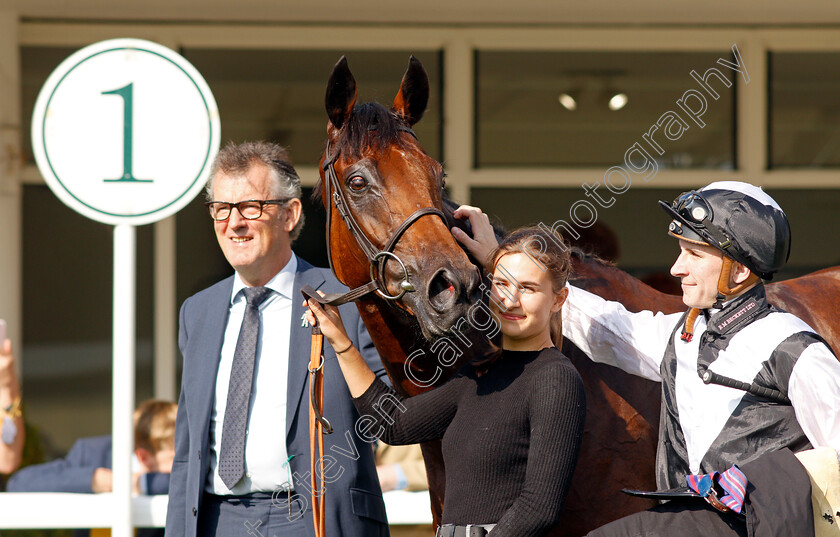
[475,51,736,169]
[769,52,840,168]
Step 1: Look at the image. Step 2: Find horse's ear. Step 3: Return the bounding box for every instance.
[325,56,357,131]
[392,56,429,126]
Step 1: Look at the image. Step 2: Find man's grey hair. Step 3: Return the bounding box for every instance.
[206,141,305,241]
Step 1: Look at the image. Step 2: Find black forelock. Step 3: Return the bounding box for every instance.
[312,101,414,206]
[338,102,410,159]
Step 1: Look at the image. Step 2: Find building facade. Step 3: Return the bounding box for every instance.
[0,2,839,454]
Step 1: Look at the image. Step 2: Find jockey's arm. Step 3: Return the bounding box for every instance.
[561,285,683,382]
[788,341,840,456]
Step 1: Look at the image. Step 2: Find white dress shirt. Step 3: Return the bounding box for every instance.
[206,255,297,494]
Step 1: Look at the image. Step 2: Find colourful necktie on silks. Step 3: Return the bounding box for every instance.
[686,465,748,514]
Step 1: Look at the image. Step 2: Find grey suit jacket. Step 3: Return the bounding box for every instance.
[165,257,390,537]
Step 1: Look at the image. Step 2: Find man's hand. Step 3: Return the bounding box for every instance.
[132,471,144,494]
[91,467,113,493]
[451,205,499,269]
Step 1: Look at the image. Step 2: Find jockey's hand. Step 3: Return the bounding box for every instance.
[451,205,499,269]
[303,294,353,356]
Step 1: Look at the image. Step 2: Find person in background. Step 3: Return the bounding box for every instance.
[0,334,24,477]
[376,441,427,493]
[376,442,431,537]
[7,398,176,495]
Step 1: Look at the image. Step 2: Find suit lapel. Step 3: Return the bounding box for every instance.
[186,276,234,447]
[287,259,326,437]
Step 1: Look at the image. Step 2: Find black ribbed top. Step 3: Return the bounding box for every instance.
[354,347,586,537]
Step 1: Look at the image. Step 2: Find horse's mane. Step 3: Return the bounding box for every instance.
[570,245,615,267]
[311,102,414,205]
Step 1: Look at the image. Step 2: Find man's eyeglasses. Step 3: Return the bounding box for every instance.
[205,199,290,221]
[673,191,713,225]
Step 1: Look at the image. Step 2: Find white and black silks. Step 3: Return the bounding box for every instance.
[562,283,840,491]
[656,284,827,489]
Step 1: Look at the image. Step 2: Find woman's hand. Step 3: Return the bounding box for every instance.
[303,296,354,356]
[303,294,376,397]
[451,205,499,269]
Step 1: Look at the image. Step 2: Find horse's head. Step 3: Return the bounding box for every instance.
[317,56,481,340]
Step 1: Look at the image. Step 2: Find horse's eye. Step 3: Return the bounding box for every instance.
[440,175,447,190]
[348,176,368,191]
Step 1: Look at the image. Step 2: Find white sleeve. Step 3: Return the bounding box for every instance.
[561,284,684,381]
[789,343,840,455]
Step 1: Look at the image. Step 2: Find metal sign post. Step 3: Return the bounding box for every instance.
[30,38,220,537]
[112,223,136,533]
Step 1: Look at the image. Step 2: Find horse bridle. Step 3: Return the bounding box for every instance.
[300,125,447,537]
[306,124,447,308]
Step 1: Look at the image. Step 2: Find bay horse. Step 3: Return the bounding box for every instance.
[316,55,495,530]
[315,55,840,536]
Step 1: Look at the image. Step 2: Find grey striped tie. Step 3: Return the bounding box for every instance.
[218,285,273,490]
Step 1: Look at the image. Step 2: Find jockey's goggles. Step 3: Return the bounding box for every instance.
[663,190,728,248]
[659,191,754,274]
[674,191,713,225]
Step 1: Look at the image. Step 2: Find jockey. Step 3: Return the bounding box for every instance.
[453,181,840,537]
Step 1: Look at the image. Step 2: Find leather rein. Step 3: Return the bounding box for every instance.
[301,124,445,537]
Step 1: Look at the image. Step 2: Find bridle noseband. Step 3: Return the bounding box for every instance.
[309,125,447,307]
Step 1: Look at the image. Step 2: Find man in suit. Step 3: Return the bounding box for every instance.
[165,141,390,537]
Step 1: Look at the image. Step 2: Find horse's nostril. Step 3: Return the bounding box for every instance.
[428,269,458,311]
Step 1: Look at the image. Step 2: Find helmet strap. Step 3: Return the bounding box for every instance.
[716,256,760,307]
[680,308,701,342]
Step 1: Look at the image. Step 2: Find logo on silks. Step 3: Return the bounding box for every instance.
[31,38,221,226]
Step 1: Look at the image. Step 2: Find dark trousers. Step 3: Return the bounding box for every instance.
[586,499,747,537]
[197,492,311,537]
[586,449,814,537]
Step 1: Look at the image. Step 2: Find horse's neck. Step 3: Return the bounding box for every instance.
[570,255,684,315]
[767,267,840,356]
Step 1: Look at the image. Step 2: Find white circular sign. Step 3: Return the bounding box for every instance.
[31,38,221,226]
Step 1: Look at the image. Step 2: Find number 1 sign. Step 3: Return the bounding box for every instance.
[30,40,220,537]
[31,38,220,226]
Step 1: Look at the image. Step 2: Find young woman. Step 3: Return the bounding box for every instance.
[305,226,586,537]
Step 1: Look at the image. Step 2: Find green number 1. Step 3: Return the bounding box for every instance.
[102,83,152,183]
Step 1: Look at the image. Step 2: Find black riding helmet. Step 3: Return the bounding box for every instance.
[659,181,791,280]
